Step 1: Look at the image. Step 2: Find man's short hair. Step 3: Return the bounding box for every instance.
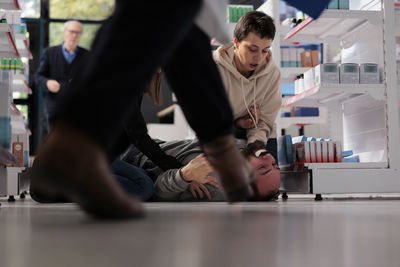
[64,20,83,31]
[234,11,276,41]
[241,140,267,158]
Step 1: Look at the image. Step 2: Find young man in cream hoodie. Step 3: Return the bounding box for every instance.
[213,11,281,160]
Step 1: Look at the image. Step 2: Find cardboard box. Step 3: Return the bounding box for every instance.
[301,51,313,67]
[311,50,319,67]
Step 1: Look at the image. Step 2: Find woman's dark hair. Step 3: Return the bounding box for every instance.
[234,11,276,41]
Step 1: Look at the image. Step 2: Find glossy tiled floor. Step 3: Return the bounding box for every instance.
[1,196,400,267]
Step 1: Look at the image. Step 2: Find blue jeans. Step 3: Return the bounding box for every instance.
[111,159,154,201]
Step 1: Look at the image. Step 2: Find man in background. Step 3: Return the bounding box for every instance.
[35,20,89,131]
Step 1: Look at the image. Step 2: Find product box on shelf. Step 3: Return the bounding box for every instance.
[289,48,297,67]
[296,48,304,67]
[301,51,312,67]
[304,68,315,90]
[359,63,380,84]
[281,48,290,67]
[314,63,340,84]
[301,50,319,67]
[11,133,29,167]
[0,117,11,149]
[227,5,253,23]
[339,0,349,9]
[327,0,339,9]
[295,76,305,94]
[340,63,359,84]
[294,107,319,117]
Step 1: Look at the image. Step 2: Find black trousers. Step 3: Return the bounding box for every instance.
[54,0,234,153]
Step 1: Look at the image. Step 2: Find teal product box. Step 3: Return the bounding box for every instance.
[342,150,353,157]
[342,155,359,162]
[0,117,11,149]
[327,0,339,9]
[339,0,349,9]
[278,135,294,166]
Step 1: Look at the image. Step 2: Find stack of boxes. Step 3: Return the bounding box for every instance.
[281,48,319,68]
[294,63,380,94]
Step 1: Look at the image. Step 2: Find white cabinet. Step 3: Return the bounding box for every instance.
[260,0,400,194]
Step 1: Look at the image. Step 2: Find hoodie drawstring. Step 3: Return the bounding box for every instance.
[241,78,258,129]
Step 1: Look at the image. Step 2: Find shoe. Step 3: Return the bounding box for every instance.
[29,120,144,219]
[202,135,255,202]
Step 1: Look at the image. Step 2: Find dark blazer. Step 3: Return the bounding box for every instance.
[35,45,89,117]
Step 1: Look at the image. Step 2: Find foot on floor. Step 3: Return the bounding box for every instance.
[29,120,144,219]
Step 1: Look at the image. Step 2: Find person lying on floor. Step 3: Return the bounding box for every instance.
[122,139,280,201]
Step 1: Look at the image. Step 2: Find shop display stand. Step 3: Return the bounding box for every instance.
[259,0,400,198]
[0,2,31,201]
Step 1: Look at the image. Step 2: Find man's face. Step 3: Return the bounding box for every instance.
[234,32,272,73]
[248,150,280,197]
[63,22,82,50]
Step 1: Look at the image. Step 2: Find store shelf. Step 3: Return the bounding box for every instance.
[0,0,20,10]
[276,107,328,128]
[12,79,31,94]
[281,67,311,83]
[305,162,387,169]
[15,34,32,59]
[0,23,19,58]
[282,83,385,107]
[284,9,381,43]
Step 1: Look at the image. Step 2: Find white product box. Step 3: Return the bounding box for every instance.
[281,48,290,67]
[315,141,322,163]
[322,141,328,162]
[310,141,316,163]
[304,68,315,90]
[328,141,335,163]
[304,141,311,163]
[339,63,359,84]
[359,63,380,84]
[314,63,340,84]
[289,48,297,67]
[396,43,400,61]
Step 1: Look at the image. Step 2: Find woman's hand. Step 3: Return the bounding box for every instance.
[236,106,261,129]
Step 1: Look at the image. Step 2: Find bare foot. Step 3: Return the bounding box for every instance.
[29,120,144,219]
